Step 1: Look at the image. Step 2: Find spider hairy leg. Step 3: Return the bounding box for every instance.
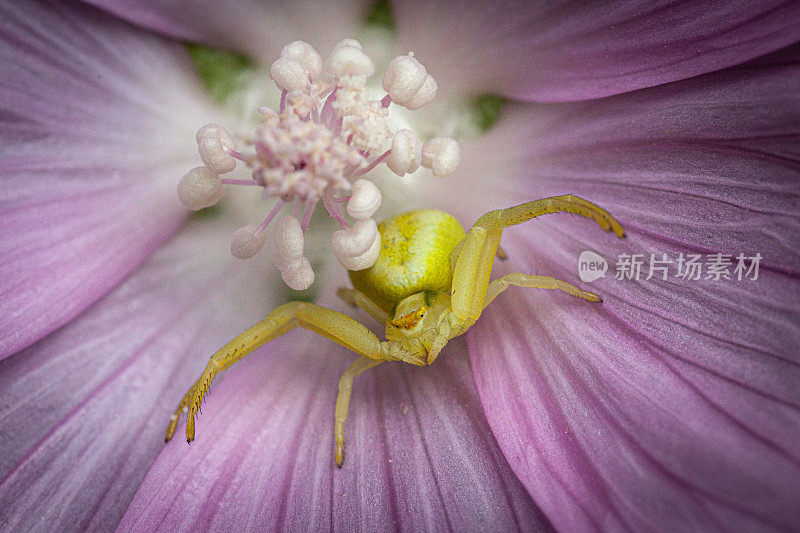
[334,356,383,467]
[451,195,624,322]
[484,273,602,308]
[165,301,386,443]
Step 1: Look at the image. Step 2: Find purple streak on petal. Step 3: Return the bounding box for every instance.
[438,46,800,530]
[393,0,800,102]
[82,0,371,63]
[0,216,287,530]
[118,312,549,531]
[0,1,219,359]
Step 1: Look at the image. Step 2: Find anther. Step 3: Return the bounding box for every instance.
[270,56,310,92]
[281,256,314,290]
[280,41,322,80]
[332,218,381,271]
[274,215,305,268]
[177,166,224,210]
[196,124,237,174]
[382,54,428,108]
[422,138,461,178]
[328,40,374,78]
[346,179,381,220]
[230,225,266,259]
[386,129,421,176]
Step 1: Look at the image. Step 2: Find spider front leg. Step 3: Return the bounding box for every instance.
[451,195,625,323]
[484,272,601,308]
[334,356,383,467]
[165,301,386,444]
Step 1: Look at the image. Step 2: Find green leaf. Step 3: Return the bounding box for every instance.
[185,43,255,103]
[471,94,507,132]
[364,0,395,31]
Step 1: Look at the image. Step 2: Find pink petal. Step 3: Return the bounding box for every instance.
[0,218,291,530]
[82,0,371,62]
[0,1,218,358]
[119,311,546,530]
[459,46,800,528]
[393,0,800,102]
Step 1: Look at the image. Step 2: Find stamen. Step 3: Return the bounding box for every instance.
[177,39,462,289]
[351,150,390,179]
[256,201,285,235]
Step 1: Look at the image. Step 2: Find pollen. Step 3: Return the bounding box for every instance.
[177,39,461,290]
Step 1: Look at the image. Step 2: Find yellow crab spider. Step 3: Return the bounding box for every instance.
[164,194,625,466]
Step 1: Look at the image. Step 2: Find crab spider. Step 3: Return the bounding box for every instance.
[165,195,625,466]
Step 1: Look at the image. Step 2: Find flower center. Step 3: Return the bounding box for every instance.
[177,39,461,290]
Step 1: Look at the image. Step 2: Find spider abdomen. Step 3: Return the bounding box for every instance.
[348,209,465,312]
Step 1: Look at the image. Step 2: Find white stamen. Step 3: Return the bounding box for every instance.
[382,54,427,107]
[404,74,437,110]
[281,41,322,80]
[327,40,374,77]
[332,218,380,271]
[347,179,381,219]
[280,256,315,290]
[196,123,236,149]
[177,166,224,210]
[422,137,461,178]
[270,56,310,92]
[336,38,362,50]
[386,129,421,176]
[178,39,460,288]
[230,225,266,259]
[273,215,305,269]
[198,136,236,174]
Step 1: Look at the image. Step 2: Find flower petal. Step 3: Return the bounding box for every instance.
[0,1,218,359]
[118,317,548,531]
[0,214,288,530]
[458,46,800,528]
[82,0,371,62]
[393,0,800,101]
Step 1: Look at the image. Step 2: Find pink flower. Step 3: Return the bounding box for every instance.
[1,1,798,530]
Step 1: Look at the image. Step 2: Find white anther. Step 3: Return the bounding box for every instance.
[332,218,380,271]
[273,215,305,269]
[280,41,322,80]
[198,136,236,174]
[177,166,224,210]
[270,56,310,92]
[280,256,315,290]
[328,43,375,78]
[386,129,422,176]
[230,225,266,259]
[196,123,236,149]
[338,233,381,271]
[196,123,236,174]
[421,137,461,178]
[382,54,427,106]
[336,38,362,50]
[347,180,381,219]
[404,74,437,110]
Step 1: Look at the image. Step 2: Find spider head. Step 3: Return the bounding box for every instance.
[387,292,430,338]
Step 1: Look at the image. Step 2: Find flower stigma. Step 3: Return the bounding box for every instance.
[177,39,461,290]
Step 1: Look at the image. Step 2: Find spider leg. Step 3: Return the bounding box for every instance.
[336,287,390,324]
[165,301,386,444]
[484,272,601,308]
[334,356,383,467]
[451,195,624,323]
